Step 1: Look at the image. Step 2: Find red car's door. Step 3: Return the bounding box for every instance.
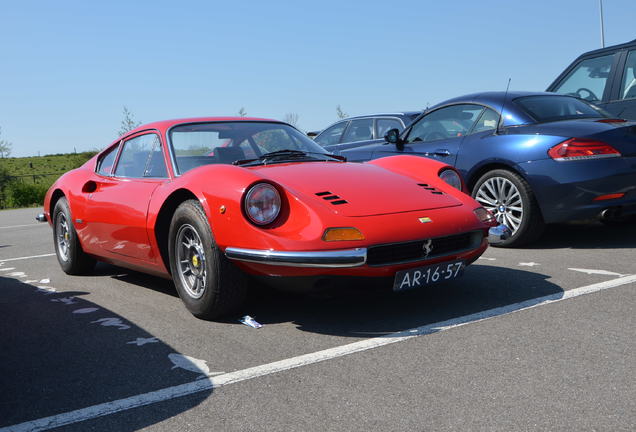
[82,131,169,262]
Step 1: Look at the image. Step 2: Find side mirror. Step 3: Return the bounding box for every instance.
[384,128,401,144]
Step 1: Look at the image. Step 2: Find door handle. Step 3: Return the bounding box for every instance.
[433,149,451,157]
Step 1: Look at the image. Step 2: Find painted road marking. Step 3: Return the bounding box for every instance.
[568,268,625,277]
[3,274,636,432]
[0,223,47,230]
[0,253,55,263]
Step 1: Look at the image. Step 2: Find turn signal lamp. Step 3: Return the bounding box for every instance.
[322,227,365,242]
[473,207,497,225]
[548,138,620,161]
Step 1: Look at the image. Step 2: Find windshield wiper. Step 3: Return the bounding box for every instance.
[233,149,345,166]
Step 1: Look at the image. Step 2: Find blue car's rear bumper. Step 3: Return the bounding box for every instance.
[519,156,636,223]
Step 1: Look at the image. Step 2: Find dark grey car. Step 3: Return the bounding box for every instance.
[312,112,420,153]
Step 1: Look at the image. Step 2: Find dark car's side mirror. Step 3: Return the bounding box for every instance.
[384,128,405,149]
[384,128,401,144]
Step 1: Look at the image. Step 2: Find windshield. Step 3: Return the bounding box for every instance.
[514,95,610,123]
[169,122,329,174]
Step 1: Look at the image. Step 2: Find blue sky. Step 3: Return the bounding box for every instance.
[2,0,635,157]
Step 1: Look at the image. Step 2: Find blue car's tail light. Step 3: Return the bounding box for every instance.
[548,138,621,161]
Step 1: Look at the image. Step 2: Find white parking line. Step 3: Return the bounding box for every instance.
[0,253,55,263]
[3,274,636,432]
[0,224,47,230]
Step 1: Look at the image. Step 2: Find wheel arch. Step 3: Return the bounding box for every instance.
[49,189,66,217]
[154,188,200,275]
[466,162,528,193]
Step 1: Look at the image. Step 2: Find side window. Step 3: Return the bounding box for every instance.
[314,122,348,146]
[469,108,500,134]
[376,118,403,138]
[342,118,374,142]
[114,133,167,178]
[553,54,614,102]
[96,144,119,176]
[620,50,636,100]
[406,105,483,143]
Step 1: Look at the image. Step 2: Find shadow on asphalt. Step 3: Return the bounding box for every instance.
[74,258,566,339]
[0,276,211,431]
[523,220,636,250]
[240,264,564,337]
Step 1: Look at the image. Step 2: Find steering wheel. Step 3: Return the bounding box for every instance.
[575,87,599,101]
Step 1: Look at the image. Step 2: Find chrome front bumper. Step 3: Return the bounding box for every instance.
[488,224,512,245]
[225,247,367,268]
[226,225,508,268]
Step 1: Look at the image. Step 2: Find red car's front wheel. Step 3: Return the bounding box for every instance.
[168,200,247,320]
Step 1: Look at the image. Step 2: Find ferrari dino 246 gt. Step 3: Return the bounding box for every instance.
[38,118,507,319]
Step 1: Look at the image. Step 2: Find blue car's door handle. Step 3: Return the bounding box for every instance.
[433,149,451,157]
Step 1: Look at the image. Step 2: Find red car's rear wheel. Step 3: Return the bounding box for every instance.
[168,200,247,319]
[53,197,95,274]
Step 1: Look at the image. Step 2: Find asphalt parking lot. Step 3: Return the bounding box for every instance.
[1,207,635,431]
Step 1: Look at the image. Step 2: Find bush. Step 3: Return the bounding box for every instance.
[4,181,49,208]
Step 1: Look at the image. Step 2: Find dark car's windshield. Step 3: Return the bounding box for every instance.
[514,95,610,123]
[169,122,330,174]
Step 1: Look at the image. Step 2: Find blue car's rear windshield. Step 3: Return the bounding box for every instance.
[514,95,609,123]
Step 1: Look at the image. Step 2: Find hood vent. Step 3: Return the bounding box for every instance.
[417,183,444,195]
[315,191,349,205]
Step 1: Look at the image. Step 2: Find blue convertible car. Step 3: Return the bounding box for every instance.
[328,92,636,246]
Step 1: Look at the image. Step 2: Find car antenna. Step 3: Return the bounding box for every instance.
[495,78,511,135]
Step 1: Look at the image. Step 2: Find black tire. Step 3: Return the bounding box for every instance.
[472,169,545,247]
[168,200,247,319]
[53,197,96,274]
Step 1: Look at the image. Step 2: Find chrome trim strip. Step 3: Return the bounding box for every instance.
[224,247,367,268]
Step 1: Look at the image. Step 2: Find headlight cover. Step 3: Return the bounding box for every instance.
[244,183,281,225]
[439,168,463,191]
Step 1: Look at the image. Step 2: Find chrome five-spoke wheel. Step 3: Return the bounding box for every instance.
[168,200,247,319]
[175,224,207,299]
[56,212,71,261]
[52,197,95,274]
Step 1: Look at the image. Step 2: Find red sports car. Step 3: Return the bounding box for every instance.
[38,118,508,319]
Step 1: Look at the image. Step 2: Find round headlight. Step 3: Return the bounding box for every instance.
[244,183,281,225]
[439,169,463,191]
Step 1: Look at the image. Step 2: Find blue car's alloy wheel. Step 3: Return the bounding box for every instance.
[474,177,523,233]
[472,169,544,247]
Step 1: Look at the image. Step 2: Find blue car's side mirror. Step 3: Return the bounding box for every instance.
[384,128,401,145]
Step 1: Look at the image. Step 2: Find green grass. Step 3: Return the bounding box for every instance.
[0,151,97,177]
[0,151,97,209]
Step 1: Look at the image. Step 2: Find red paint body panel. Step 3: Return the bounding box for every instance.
[43,118,493,284]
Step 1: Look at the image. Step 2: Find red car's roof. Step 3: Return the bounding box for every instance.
[123,116,281,137]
